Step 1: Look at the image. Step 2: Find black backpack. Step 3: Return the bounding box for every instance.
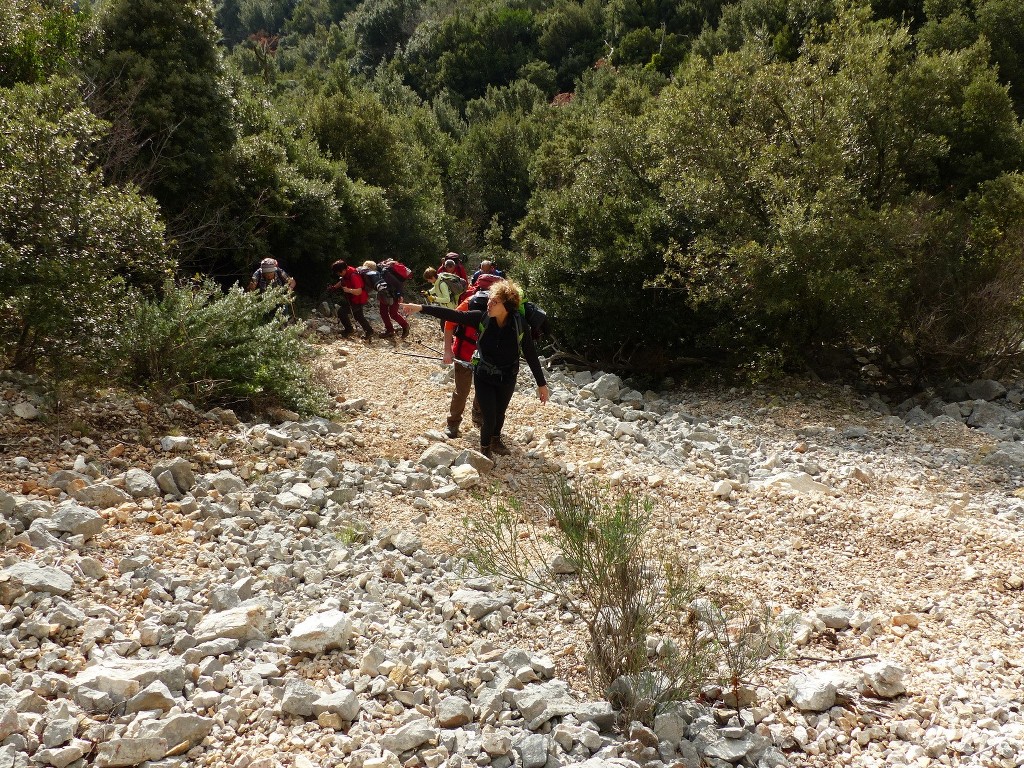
[523,301,550,340]
[358,267,390,304]
[377,259,411,303]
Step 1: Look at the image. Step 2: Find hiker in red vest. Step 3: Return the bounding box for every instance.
[327,259,373,341]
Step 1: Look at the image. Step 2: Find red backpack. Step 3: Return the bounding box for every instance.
[378,259,411,303]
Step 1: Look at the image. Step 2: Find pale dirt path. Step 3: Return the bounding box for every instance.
[328,314,1024,764]
[2,314,1022,767]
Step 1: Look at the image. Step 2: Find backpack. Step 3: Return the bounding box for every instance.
[523,301,550,341]
[378,259,411,302]
[358,267,390,304]
[438,271,467,301]
[452,290,489,360]
[472,310,526,376]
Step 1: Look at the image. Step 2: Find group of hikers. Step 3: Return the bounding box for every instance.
[246,251,550,459]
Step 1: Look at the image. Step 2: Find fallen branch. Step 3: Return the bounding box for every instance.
[794,652,878,663]
[973,609,1011,630]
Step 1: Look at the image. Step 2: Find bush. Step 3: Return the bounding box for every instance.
[113,280,331,414]
[0,77,172,373]
[466,478,788,726]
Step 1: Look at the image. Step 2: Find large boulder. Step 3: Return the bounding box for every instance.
[193,602,269,644]
[1,562,73,601]
[589,374,622,401]
[72,483,130,509]
[286,610,353,654]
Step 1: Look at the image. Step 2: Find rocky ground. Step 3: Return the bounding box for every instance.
[0,311,1023,768]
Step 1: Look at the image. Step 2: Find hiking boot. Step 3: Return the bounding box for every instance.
[490,436,511,456]
[400,325,410,339]
[379,329,395,338]
[444,424,459,439]
[340,328,354,337]
[364,333,374,344]
[480,445,492,459]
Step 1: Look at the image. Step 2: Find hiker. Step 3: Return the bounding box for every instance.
[424,267,457,310]
[435,282,494,438]
[402,280,549,458]
[439,252,469,286]
[365,259,411,339]
[327,259,373,341]
[471,260,505,284]
[247,258,296,292]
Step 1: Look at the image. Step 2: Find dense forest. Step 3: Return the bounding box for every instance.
[3,0,1024,397]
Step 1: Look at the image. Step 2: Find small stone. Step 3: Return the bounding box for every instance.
[436,696,473,728]
[13,402,39,419]
[860,661,907,699]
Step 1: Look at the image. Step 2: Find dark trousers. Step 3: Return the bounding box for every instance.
[474,369,516,449]
[339,301,373,335]
[378,299,409,332]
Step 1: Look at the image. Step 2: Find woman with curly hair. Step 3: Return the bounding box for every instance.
[401,280,549,458]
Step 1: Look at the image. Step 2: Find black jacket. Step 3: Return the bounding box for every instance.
[420,306,546,386]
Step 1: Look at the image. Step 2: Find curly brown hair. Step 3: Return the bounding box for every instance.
[490,279,521,311]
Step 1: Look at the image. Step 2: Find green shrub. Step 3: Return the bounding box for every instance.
[113,280,331,414]
[0,78,172,372]
[466,478,789,726]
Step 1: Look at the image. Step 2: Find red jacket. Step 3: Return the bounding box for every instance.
[447,294,478,362]
[329,266,368,305]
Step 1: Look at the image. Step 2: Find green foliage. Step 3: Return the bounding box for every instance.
[918,0,1024,111]
[398,6,540,104]
[84,0,235,268]
[351,0,422,68]
[692,0,837,60]
[514,69,685,371]
[115,280,331,413]
[447,80,552,243]
[537,0,605,91]
[0,0,83,87]
[651,3,1024,377]
[304,79,446,266]
[466,478,788,724]
[0,78,172,371]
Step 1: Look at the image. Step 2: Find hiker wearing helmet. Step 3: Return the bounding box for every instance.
[247,258,296,292]
[402,279,549,459]
[327,259,373,341]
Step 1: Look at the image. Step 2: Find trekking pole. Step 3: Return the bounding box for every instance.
[409,338,442,356]
[392,351,444,361]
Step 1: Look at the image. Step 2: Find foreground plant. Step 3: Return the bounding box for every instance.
[466,477,789,726]
[114,279,330,414]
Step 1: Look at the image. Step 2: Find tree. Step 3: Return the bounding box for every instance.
[650,2,1024,376]
[0,78,172,370]
[514,69,681,370]
[449,80,552,243]
[83,0,236,270]
[0,0,82,87]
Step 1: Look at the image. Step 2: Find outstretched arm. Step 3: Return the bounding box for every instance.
[403,303,484,327]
